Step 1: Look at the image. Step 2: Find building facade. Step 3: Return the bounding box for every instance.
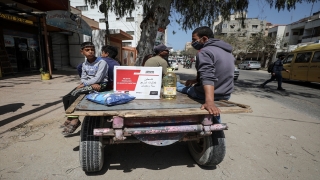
[268,11,320,61]
[215,17,267,40]
[70,0,143,48]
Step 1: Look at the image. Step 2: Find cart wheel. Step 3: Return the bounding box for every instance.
[80,116,104,172]
[187,131,226,166]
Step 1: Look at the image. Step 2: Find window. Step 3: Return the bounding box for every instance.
[251,33,257,37]
[283,54,294,64]
[122,42,132,47]
[293,31,299,35]
[283,43,288,47]
[116,17,120,21]
[314,26,320,36]
[76,5,88,11]
[99,18,105,23]
[252,25,258,29]
[285,32,289,36]
[295,52,312,63]
[312,51,320,62]
[222,24,227,28]
[126,17,134,22]
[126,31,134,35]
[299,29,304,35]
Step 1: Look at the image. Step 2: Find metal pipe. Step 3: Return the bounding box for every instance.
[124,125,203,135]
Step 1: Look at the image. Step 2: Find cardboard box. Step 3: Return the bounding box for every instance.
[114,66,162,99]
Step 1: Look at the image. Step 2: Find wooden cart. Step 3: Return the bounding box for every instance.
[66,92,252,172]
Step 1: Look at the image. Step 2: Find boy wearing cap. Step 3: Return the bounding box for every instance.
[259,54,290,90]
[61,42,108,136]
[144,44,170,75]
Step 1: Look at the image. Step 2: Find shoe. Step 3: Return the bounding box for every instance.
[61,120,81,136]
[277,88,285,91]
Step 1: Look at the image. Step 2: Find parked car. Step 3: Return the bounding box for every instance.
[238,61,261,70]
[168,59,179,70]
[234,67,239,80]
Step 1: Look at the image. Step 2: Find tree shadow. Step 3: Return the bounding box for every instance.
[0,103,25,116]
[0,100,62,127]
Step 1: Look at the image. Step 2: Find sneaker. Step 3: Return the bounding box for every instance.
[277,88,285,91]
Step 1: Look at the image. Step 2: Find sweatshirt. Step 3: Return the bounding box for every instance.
[81,58,108,86]
[194,38,235,96]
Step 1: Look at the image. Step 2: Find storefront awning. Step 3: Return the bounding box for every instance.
[109,29,133,40]
[46,10,93,36]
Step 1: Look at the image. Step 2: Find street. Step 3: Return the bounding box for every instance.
[0,66,319,180]
[235,69,320,120]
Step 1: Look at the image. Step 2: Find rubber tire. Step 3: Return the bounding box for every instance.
[188,131,226,166]
[80,116,104,172]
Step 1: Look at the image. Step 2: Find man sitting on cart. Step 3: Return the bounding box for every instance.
[177,26,234,123]
[61,42,109,136]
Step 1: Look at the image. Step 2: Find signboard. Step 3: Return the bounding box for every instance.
[3,35,14,47]
[0,13,33,25]
[114,66,162,99]
[46,10,92,36]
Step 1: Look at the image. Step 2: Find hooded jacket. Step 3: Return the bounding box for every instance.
[194,38,235,96]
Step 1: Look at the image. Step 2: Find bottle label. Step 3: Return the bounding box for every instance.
[163,87,176,95]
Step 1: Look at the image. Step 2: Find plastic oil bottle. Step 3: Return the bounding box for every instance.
[162,70,177,99]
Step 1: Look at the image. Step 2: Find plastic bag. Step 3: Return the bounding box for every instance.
[86,91,135,106]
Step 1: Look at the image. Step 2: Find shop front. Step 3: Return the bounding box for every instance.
[0,11,42,74]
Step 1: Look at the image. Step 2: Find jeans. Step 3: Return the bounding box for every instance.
[262,71,283,89]
[176,82,231,123]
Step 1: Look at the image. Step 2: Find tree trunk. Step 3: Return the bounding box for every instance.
[135,0,172,66]
[105,11,110,45]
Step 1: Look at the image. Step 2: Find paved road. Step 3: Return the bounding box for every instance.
[236,69,320,120]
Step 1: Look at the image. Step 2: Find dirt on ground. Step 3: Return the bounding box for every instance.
[0,91,319,180]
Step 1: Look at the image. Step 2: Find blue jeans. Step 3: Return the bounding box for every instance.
[176,82,231,123]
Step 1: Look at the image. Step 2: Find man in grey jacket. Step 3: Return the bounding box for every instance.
[177,26,234,122]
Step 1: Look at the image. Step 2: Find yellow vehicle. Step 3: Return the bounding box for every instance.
[282,43,320,83]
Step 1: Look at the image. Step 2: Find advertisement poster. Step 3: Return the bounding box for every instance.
[114,66,162,99]
[4,35,14,47]
[154,28,165,46]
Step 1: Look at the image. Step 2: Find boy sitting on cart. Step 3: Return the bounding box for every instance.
[60,42,109,136]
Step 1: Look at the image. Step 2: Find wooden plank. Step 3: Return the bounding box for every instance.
[67,105,252,117]
[75,92,236,111]
[65,94,85,114]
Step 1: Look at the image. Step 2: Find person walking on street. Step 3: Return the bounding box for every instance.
[176,26,234,123]
[259,54,290,90]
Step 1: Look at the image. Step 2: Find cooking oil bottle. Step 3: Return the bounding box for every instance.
[162,70,177,99]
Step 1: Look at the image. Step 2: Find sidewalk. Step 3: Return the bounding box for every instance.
[0,69,80,134]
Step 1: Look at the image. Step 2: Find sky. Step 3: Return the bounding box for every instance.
[167,1,320,50]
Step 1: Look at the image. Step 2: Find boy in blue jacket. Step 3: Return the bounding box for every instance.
[61,42,108,136]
